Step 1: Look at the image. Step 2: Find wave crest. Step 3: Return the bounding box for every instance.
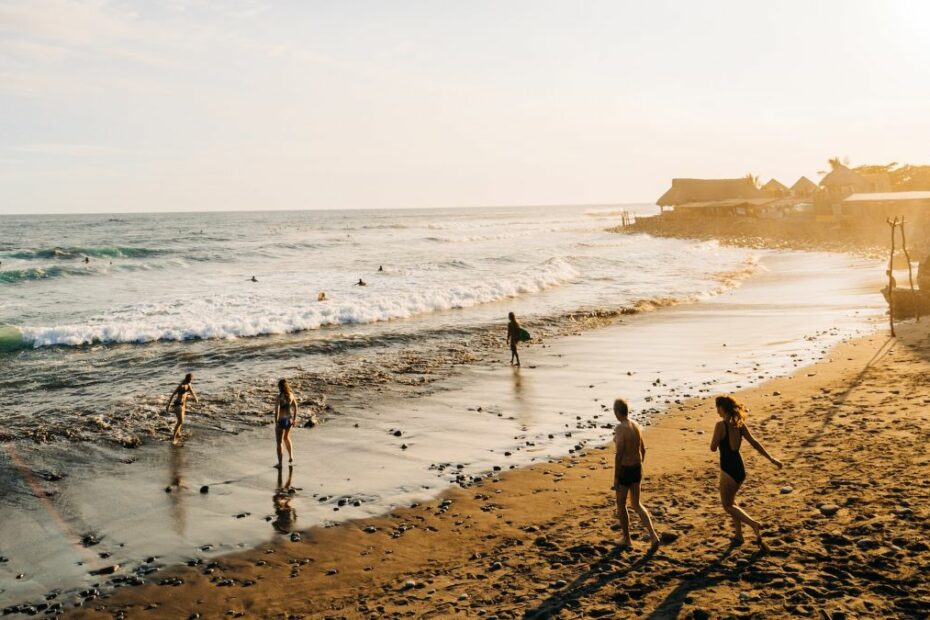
[6,246,163,261]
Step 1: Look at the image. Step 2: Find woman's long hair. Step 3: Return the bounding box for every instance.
[278,378,294,401]
[182,373,193,385]
[508,311,519,327]
[715,395,746,428]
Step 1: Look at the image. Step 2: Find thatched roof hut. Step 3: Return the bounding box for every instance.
[761,179,789,196]
[790,176,818,197]
[819,165,872,193]
[656,178,765,206]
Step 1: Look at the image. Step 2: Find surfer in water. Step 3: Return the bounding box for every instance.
[166,373,199,445]
[274,378,298,468]
[355,278,367,286]
[317,291,327,301]
[250,276,258,283]
[378,265,384,272]
[506,312,522,367]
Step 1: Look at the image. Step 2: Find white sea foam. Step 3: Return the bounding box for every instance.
[21,258,582,348]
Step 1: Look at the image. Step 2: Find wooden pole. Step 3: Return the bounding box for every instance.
[887,217,897,336]
[900,218,919,322]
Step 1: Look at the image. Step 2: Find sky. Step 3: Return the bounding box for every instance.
[1,0,929,214]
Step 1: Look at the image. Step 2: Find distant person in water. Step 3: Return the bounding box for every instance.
[355,278,366,286]
[84,256,90,264]
[378,265,384,272]
[274,378,298,468]
[506,312,521,367]
[711,395,783,550]
[612,399,660,548]
[885,269,896,290]
[166,373,198,445]
[317,291,327,301]
[251,276,258,282]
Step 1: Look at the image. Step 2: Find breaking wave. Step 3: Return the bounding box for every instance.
[15,258,582,349]
[7,246,165,261]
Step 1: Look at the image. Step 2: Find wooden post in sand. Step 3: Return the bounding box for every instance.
[887,217,898,336]
[900,217,920,322]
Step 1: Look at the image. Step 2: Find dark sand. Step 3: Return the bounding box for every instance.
[65,322,930,619]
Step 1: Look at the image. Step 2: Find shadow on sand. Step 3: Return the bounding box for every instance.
[523,541,764,619]
[523,544,657,619]
[646,543,763,619]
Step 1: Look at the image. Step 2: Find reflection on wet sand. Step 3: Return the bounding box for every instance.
[167,445,186,536]
[273,466,297,534]
[511,366,536,427]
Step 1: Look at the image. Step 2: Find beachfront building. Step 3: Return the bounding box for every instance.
[815,164,880,217]
[761,179,789,197]
[790,176,818,198]
[842,191,930,219]
[656,178,768,216]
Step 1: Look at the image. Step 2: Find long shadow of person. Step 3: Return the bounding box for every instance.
[524,543,659,619]
[646,542,763,619]
[272,465,297,534]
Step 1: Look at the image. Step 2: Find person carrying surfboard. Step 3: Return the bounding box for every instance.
[506,312,530,367]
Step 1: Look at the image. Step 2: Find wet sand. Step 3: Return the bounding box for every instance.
[57,319,930,618]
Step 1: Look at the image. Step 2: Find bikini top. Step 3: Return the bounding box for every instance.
[173,384,190,406]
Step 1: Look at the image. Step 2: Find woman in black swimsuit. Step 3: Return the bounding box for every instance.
[274,378,298,468]
[166,373,198,445]
[711,395,782,549]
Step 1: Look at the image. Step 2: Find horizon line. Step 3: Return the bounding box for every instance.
[0,200,657,217]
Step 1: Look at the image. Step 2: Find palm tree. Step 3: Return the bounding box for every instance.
[818,156,849,177]
[744,172,760,188]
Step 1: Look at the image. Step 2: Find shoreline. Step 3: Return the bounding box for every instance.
[0,251,889,615]
[63,322,930,619]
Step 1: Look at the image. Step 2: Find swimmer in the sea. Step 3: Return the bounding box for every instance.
[84,256,90,264]
[378,265,383,272]
[166,373,198,445]
[251,276,258,282]
[355,278,366,286]
[274,378,298,468]
[317,292,327,301]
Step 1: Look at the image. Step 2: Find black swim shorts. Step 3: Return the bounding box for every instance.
[616,464,642,488]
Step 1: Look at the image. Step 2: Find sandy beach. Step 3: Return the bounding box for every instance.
[46,316,930,617]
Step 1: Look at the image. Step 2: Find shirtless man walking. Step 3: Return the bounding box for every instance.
[612,398,660,548]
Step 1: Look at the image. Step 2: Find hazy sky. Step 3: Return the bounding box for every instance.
[2,0,929,214]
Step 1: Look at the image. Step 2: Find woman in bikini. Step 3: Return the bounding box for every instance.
[165,373,198,445]
[710,395,783,549]
[274,378,298,468]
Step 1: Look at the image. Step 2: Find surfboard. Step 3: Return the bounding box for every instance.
[518,328,531,342]
[0,324,24,353]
